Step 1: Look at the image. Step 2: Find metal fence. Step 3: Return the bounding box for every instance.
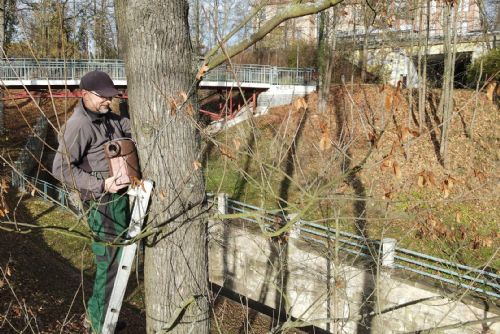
[224,197,500,300]
[11,172,70,208]
[9,173,499,299]
[0,58,315,86]
[0,58,127,82]
[204,64,315,85]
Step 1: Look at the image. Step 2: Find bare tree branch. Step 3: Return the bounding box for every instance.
[205,0,345,69]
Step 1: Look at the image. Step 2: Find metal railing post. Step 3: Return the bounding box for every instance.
[381,238,396,268]
[217,193,228,215]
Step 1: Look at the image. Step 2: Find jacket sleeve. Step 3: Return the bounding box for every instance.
[52,122,104,198]
[120,116,132,138]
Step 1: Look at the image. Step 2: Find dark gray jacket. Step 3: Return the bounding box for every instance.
[52,100,131,199]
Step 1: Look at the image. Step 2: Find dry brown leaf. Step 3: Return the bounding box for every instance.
[383,191,394,200]
[196,64,209,80]
[158,191,166,201]
[168,97,178,116]
[393,161,402,179]
[409,128,420,137]
[220,146,236,160]
[400,127,410,142]
[335,277,346,289]
[473,169,487,181]
[336,183,349,194]
[0,279,4,289]
[443,187,450,198]
[417,175,425,188]
[384,94,393,112]
[319,132,332,151]
[6,266,11,276]
[233,138,241,151]
[185,103,194,117]
[486,81,497,101]
[293,97,307,110]
[179,91,188,102]
[0,179,8,191]
[192,160,202,170]
[455,212,461,223]
[368,131,379,148]
[390,140,401,156]
[380,158,393,172]
[130,176,145,191]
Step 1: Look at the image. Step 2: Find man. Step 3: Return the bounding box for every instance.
[53,70,131,333]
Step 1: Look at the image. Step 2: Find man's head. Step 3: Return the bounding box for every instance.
[80,71,120,114]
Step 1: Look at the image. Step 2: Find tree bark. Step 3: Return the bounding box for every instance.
[0,0,5,50]
[317,7,337,113]
[116,1,209,333]
[439,2,457,169]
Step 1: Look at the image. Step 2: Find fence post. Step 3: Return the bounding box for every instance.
[217,193,228,215]
[381,238,396,268]
[287,213,301,239]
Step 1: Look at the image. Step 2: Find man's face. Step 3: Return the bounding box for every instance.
[82,90,113,114]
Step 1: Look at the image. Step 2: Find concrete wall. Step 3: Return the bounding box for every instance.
[256,85,316,114]
[14,114,48,175]
[208,220,500,333]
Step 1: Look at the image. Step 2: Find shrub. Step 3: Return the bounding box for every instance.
[467,48,500,86]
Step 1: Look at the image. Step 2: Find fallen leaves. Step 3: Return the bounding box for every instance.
[393,161,402,179]
[417,170,437,188]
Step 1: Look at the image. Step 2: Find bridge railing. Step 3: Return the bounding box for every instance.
[0,58,127,81]
[204,64,315,85]
[0,58,316,86]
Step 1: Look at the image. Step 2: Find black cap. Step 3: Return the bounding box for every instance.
[80,70,120,97]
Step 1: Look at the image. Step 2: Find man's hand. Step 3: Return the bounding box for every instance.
[104,176,129,193]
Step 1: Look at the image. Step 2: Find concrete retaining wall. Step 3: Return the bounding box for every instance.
[208,220,499,333]
[14,114,48,175]
[256,85,316,114]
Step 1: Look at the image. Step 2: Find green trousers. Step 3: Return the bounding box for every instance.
[86,193,130,334]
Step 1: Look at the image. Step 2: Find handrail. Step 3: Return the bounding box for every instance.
[0,58,316,86]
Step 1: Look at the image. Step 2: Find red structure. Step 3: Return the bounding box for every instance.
[1,87,258,121]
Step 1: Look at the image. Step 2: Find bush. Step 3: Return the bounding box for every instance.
[467,48,500,86]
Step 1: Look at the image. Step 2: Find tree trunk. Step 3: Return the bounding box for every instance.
[317,7,337,113]
[116,1,209,333]
[417,0,430,133]
[0,1,5,135]
[0,0,5,50]
[439,2,457,168]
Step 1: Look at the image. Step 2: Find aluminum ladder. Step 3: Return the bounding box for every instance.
[101,180,153,334]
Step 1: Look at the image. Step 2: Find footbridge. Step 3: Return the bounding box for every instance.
[0,58,315,89]
[0,58,316,120]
